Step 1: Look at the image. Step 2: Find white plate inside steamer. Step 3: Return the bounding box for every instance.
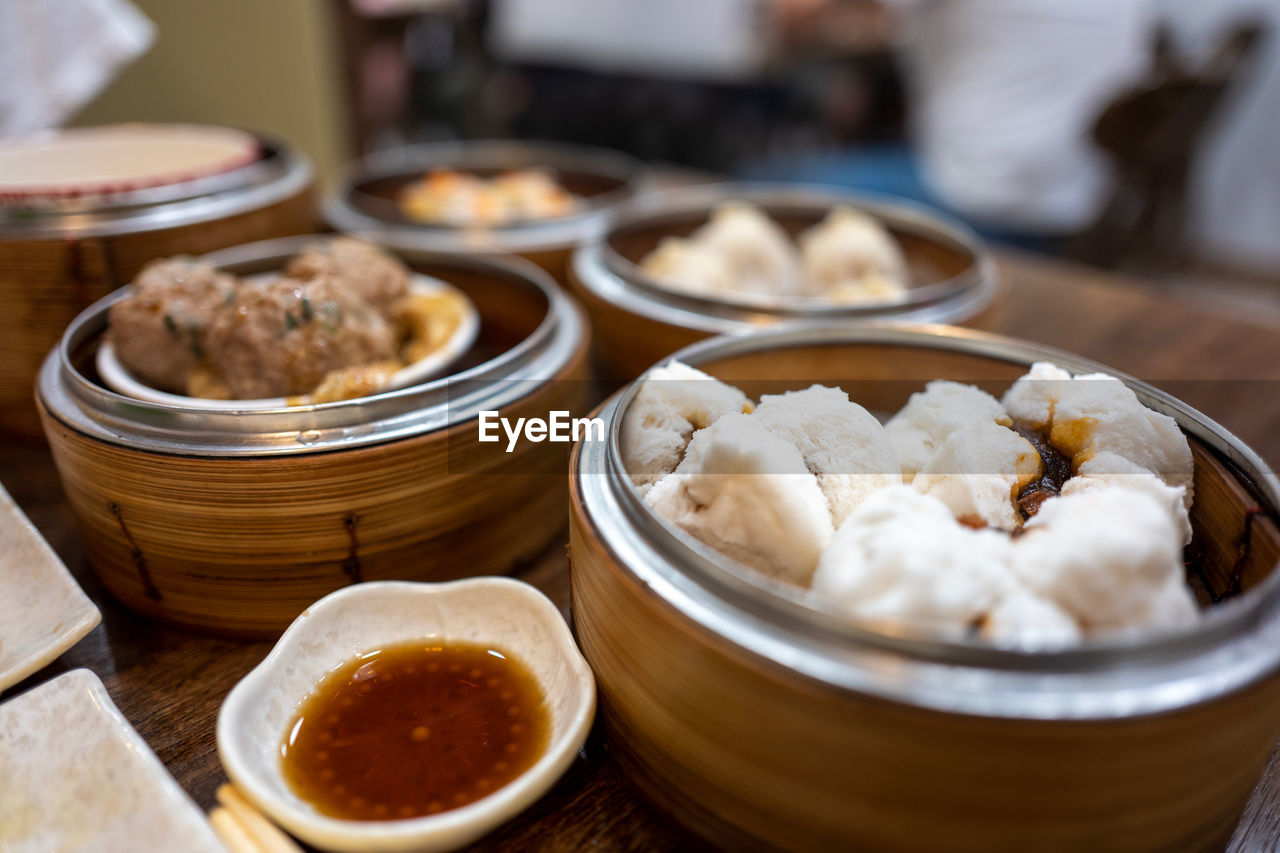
[0,669,225,853]
[97,274,480,411]
[0,124,259,201]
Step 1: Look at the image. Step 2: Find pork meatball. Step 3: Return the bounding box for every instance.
[107,258,237,393]
[284,237,410,312]
[205,274,398,399]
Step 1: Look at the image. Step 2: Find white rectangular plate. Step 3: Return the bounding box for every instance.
[0,482,100,692]
[0,669,225,852]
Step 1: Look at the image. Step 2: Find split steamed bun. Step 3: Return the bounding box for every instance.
[646,413,833,585]
[621,361,753,492]
[811,487,1017,634]
[886,381,1040,529]
[1003,362,1194,505]
[1011,487,1198,633]
[911,430,1040,530]
[1060,452,1192,544]
[813,485,1194,643]
[886,381,1012,475]
[753,385,901,527]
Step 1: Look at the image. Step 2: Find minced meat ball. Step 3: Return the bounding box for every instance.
[107,257,237,393]
[284,237,410,312]
[205,274,398,399]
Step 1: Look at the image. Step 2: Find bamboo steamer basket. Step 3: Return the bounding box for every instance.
[322,140,647,282]
[38,237,589,637]
[569,184,1003,381]
[569,325,1280,852]
[0,127,316,437]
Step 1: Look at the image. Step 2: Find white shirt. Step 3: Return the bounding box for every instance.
[1162,0,1280,272]
[894,0,1153,232]
[897,0,1280,274]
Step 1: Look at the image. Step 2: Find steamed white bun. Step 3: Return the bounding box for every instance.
[694,202,802,295]
[811,487,1017,634]
[1010,487,1198,634]
[639,236,736,296]
[622,361,752,491]
[1002,362,1194,506]
[1060,451,1192,544]
[981,589,1083,646]
[799,206,907,300]
[886,381,1040,529]
[753,385,902,527]
[886,380,1014,475]
[646,413,833,585]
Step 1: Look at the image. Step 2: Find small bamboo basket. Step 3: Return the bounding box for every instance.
[569,325,1280,852]
[569,184,1004,381]
[0,132,316,437]
[39,240,589,637]
[322,140,647,284]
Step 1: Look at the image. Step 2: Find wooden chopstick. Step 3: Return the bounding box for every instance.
[209,806,262,853]
[208,784,303,853]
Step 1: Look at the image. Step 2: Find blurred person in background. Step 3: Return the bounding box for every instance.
[888,0,1153,239]
[762,0,1275,271]
[1151,0,1278,275]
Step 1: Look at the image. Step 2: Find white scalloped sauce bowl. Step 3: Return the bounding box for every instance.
[217,579,596,853]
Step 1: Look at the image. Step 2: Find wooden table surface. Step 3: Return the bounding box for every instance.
[5,250,1280,852]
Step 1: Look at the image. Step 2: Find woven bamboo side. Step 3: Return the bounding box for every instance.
[1,187,316,437]
[569,454,1280,851]
[567,338,1280,851]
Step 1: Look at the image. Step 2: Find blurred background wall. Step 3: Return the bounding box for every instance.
[69,0,350,184]
[24,0,1277,287]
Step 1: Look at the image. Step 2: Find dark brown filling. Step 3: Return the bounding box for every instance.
[1012,422,1072,520]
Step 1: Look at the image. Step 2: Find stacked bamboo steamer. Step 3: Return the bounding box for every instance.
[0,124,316,436]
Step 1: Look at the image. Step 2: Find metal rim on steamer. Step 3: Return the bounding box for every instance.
[571,182,1000,332]
[323,139,649,254]
[0,132,312,239]
[37,235,584,456]
[575,324,1280,720]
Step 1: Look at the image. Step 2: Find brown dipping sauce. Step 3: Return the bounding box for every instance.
[1013,422,1073,520]
[281,641,550,821]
